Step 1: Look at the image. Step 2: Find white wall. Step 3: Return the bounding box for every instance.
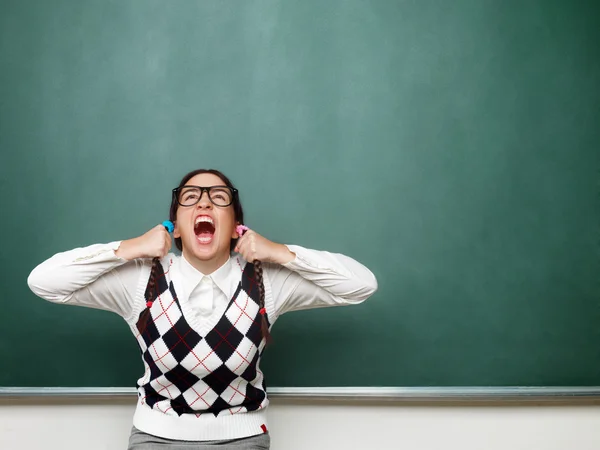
[1,398,599,450]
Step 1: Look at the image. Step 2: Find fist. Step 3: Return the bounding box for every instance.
[116,224,172,261]
[234,229,294,265]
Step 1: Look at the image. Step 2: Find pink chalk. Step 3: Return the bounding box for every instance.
[236,225,249,236]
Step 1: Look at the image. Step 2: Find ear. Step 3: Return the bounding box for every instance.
[232,222,240,239]
[173,221,180,239]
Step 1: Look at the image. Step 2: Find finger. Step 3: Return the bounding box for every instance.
[159,229,171,255]
[237,239,254,263]
[236,230,259,257]
[235,233,248,253]
[240,230,255,244]
[237,240,250,260]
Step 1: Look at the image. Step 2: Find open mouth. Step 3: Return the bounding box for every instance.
[194,216,215,244]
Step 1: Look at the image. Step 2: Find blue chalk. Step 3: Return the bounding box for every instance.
[162,220,174,233]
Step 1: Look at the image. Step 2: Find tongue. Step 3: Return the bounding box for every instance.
[196,230,214,244]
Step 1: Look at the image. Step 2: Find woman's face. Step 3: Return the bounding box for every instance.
[173,172,239,272]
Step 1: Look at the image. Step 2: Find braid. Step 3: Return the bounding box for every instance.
[147,257,161,304]
[138,257,161,329]
[253,260,271,344]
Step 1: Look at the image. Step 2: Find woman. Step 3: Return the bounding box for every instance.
[28,168,378,449]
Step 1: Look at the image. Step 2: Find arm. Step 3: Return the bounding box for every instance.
[230,229,378,316]
[27,242,148,320]
[264,245,378,316]
[27,225,172,321]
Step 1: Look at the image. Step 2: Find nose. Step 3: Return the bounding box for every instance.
[196,189,213,209]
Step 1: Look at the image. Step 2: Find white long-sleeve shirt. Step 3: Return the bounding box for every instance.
[27,242,378,323]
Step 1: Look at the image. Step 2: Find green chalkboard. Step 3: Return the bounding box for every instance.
[1,0,599,389]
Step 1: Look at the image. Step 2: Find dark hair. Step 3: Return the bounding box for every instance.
[146,169,270,343]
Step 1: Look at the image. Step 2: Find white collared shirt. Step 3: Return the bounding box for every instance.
[179,255,233,319]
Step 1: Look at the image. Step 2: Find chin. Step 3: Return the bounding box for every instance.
[192,242,229,260]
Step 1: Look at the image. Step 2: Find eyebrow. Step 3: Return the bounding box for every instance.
[180,185,229,189]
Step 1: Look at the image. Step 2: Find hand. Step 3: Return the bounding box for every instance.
[234,229,295,265]
[116,225,172,261]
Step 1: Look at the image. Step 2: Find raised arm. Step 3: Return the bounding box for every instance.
[264,244,378,316]
[233,230,377,317]
[27,225,171,321]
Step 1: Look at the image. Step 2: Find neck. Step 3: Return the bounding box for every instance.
[182,250,230,275]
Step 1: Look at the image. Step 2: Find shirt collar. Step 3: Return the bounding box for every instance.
[179,254,235,299]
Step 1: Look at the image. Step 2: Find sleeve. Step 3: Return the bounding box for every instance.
[26,242,151,321]
[263,244,378,317]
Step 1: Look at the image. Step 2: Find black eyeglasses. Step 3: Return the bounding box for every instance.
[173,185,237,207]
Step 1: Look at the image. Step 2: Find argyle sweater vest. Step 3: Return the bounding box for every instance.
[134,259,270,419]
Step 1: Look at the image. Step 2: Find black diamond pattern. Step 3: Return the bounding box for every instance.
[241,383,266,412]
[240,351,259,382]
[164,364,201,392]
[162,317,202,362]
[143,383,161,409]
[207,396,231,416]
[205,316,244,363]
[245,313,263,347]
[171,393,194,416]
[202,364,238,396]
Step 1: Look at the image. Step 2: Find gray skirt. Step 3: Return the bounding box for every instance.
[127,426,270,450]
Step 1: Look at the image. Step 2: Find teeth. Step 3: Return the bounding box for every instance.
[195,216,214,226]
